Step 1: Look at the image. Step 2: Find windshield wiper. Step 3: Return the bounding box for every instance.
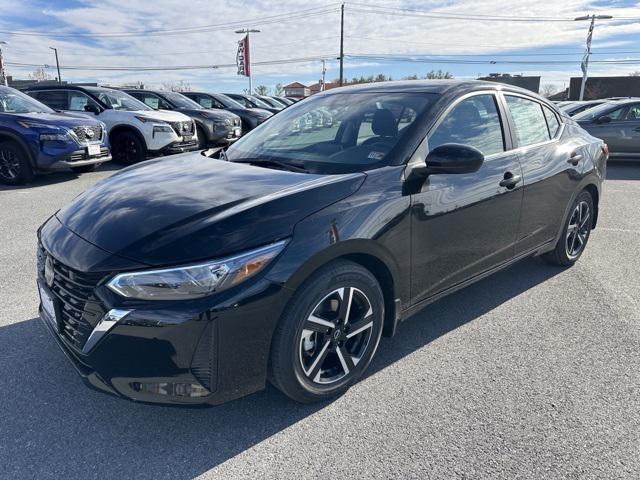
[233,158,310,173]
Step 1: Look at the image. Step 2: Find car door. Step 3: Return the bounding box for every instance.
[614,103,640,155]
[583,104,629,153]
[502,94,581,254]
[410,92,523,304]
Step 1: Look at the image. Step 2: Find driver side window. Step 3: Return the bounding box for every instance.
[429,94,505,156]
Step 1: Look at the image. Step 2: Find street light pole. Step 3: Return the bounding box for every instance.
[339,3,344,86]
[0,41,8,87]
[235,28,260,94]
[574,14,613,100]
[49,47,62,84]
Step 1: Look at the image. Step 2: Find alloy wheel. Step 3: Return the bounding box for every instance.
[0,148,20,180]
[299,287,374,385]
[566,200,591,259]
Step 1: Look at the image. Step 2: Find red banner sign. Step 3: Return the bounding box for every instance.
[236,34,250,77]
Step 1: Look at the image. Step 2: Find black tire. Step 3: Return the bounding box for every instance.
[543,190,594,266]
[196,126,208,149]
[71,163,100,173]
[0,141,34,185]
[111,131,145,165]
[269,260,384,403]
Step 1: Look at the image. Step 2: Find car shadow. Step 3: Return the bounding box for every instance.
[606,161,640,180]
[0,163,122,191]
[0,257,562,479]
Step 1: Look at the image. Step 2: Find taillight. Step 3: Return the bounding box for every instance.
[602,144,609,159]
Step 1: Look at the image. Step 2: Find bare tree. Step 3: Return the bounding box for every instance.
[629,71,640,76]
[161,80,191,92]
[424,69,453,79]
[254,85,269,95]
[274,83,284,96]
[540,84,560,98]
[28,68,53,81]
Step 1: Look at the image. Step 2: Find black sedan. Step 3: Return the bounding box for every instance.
[124,89,242,148]
[182,92,272,133]
[36,80,606,406]
[223,92,281,114]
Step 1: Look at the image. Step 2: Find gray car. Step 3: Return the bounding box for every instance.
[574,99,640,159]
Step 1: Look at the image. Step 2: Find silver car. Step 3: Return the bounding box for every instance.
[574,99,640,159]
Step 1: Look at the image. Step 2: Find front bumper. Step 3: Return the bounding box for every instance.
[37,144,111,171]
[37,222,288,406]
[153,139,200,155]
[201,121,242,146]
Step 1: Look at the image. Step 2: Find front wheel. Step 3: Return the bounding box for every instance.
[111,131,145,165]
[0,141,34,185]
[544,190,594,266]
[269,261,384,403]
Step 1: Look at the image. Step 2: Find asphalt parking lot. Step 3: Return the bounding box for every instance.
[0,161,638,480]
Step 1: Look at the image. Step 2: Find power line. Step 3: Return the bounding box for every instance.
[347,54,640,66]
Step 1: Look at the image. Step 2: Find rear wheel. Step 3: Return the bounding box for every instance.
[111,131,145,165]
[71,163,100,173]
[544,190,594,266]
[269,261,384,403]
[0,141,34,185]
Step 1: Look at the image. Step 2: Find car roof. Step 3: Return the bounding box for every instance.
[317,79,528,95]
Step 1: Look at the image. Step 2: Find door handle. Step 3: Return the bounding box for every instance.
[567,152,583,165]
[499,172,521,189]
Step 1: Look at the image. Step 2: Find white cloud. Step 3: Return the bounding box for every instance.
[2,0,640,90]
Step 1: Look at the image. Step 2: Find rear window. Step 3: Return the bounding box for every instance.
[505,95,550,147]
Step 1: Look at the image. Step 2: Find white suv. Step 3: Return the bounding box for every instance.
[24,85,199,164]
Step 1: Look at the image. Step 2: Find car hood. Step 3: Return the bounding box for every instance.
[56,153,365,266]
[136,109,192,122]
[246,108,273,118]
[10,112,102,128]
[177,108,240,122]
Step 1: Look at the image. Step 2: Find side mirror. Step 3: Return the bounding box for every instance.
[596,115,612,124]
[84,104,101,115]
[425,143,484,174]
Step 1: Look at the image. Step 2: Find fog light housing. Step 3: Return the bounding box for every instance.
[130,381,210,398]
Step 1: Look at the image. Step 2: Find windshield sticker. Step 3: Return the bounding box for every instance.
[368,151,386,160]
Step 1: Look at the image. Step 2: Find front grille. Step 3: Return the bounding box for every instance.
[38,244,107,353]
[72,125,103,143]
[169,121,195,136]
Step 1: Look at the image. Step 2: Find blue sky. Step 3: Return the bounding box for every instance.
[1,0,640,93]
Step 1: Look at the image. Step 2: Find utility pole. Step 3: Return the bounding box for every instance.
[321,59,326,91]
[0,41,8,86]
[575,14,612,100]
[49,47,62,84]
[235,28,260,94]
[339,3,344,86]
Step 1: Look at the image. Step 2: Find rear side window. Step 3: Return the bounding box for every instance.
[543,106,560,138]
[34,90,68,110]
[429,94,505,156]
[505,96,550,147]
[624,104,640,120]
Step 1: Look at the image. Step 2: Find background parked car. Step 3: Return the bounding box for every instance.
[124,89,241,148]
[223,93,282,114]
[574,98,640,160]
[274,96,294,106]
[183,92,272,133]
[256,95,285,110]
[0,85,110,185]
[560,100,607,117]
[23,85,198,164]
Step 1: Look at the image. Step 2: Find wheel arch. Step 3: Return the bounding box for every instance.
[275,239,403,338]
[0,130,36,168]
[108,124,148,151]
[583,183,599,229]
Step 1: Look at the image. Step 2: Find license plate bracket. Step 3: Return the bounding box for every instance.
[87,144,101,156]
[39,282,62,333]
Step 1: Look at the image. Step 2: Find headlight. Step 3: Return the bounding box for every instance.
[40,132,71,142]
[152,124,174,134]
[106,240,287,300]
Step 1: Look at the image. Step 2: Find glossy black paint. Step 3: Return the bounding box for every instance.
[182,92,272,132]
[37,80,606,405]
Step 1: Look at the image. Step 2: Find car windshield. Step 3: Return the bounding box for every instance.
[573,102,622,121]
[0,88,54,114]
[225,91,436,174]
[161,91,203,109]
[89,88,152,111]
[214,94,245,109]
[259,96,283,108]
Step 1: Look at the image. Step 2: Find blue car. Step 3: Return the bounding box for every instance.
[0,85,110,185]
